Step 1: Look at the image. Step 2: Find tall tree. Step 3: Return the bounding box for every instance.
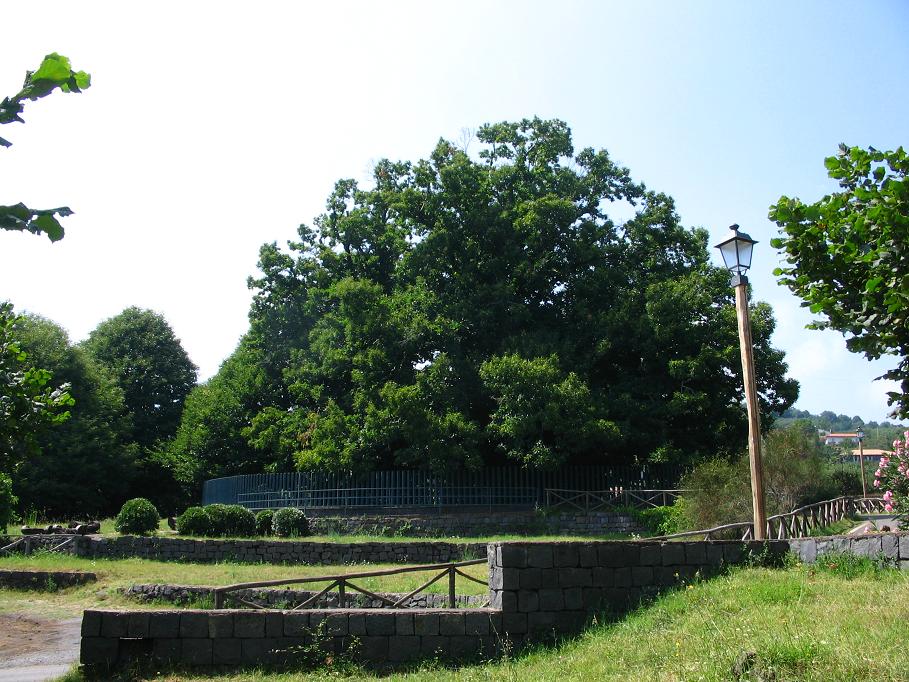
[770,145,909,418]
[183,119,797,476]
[82,307,197,449]
[13,315,136,518]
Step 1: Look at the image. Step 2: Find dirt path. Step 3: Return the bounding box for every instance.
[0,613,80,681]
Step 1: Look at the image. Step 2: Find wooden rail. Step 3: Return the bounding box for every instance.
[212,559,488,610]
[545,488,687,513]
[648,496,888,542]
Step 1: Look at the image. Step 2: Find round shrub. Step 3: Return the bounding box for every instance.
[114,498,159,535]
[203,503,232,536]
[176,506,211,536]
[255,509,274,536]
[221,504,256,537]
[272,507,310,537]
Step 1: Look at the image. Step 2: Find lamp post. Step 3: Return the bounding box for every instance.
[856,428,866,498]
[715,224,767,540]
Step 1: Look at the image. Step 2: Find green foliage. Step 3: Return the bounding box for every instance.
[636,504,685,536]
[255,509,274,536]
[182,118,796,476]
[114,498,159,535]
[272,506,310,537]
[0,473,17,532]
[0,304,73,473]
[676,424,838,532]
[12,314,137,518]
[175,504,256,537]
[82,307,196,509]
[0,53,90,241]
[811,551,896,579]
[175,506,211,537]
[770,145,909,418]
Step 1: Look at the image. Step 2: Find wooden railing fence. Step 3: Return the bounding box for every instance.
[545,488,686,513]
[212,559,488,610]
[648,496,888,542]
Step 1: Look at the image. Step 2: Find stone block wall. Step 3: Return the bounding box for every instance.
[70,536,486,565]
[0,569,96,590]
[80,608,504,669]
[788,532,909,568]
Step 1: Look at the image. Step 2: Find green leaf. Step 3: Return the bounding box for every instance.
[865,277,883,293]
[0,136,10,148]
[30,53,72,84]
[823,156,840,171]
[31,213,64,241]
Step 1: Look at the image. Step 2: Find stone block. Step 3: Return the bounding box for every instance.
[500,590,518,612]
[502,612,528,634]
[614,566,632,587]
[325,613,348,636]
[705,543,725,566]
[527,611,556,635]
[100,612,127,638]
[592,566,614,587]
[538,588,564,611]
[149,611,181,638]
[234,612,266,638]
[180,612,209,638]
[266,612,284,638]
[212,638,242,665]
[421,635,449,657]
[722,543,745,565]
[854,536,883,558]
[563,586,583,610]
[439,612,466,635]
[518,590,539,613]
[577,544,598,567]
[527,545,554,568]
[662,543,686,566]
[900,535,909,560]
[152,638,181,663]
[685,542,706,565]
[499,544,528,568]
[284,612,309,637]
[127,611,150,638]
[559,567,593,587]
[208,612,233,638]
[449,635,480,659]
[882,534,899,560]
[81,611,102,637]
[465,611,490,636]
[80,637,118,665]
[410,612,439,639]
[518,568,542,589]
[554,544,579,567]
[631,566,653,586]
[581,587,604,610]
[395,613,414,635]
[358,636,389,661]
[365,612,396,636]
[182,638,212,666]
[639,543,662,566]
[387,635,421,661]
[553,610,587,633]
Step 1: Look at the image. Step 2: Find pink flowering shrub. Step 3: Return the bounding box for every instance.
[873,432,909,522]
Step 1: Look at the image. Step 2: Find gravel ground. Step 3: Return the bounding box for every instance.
[0,613,80,682]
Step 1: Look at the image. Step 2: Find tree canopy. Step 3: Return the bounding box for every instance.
[770,145,909,418]
[174,118,798,480]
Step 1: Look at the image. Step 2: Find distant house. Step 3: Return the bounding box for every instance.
[823,432,860,446]
[844,448,892,464]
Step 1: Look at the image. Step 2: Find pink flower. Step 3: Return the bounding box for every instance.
[885,503,894,513]
[873,479,881,488]
[875,469,882,478]
[884,490,894,501]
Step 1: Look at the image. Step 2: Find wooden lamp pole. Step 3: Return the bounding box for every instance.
[716,225,767,541]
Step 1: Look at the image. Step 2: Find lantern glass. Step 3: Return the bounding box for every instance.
[856,428,864,441]
[715,225,757,274]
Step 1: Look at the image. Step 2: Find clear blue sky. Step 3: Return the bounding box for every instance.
[1,1,907,421]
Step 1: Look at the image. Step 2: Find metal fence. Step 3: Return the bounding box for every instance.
[202,464,685,511]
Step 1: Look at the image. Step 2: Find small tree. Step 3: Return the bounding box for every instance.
[114,498,159,535]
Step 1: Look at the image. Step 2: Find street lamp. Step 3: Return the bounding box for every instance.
[715,224,767,540]
[856,428,866,497]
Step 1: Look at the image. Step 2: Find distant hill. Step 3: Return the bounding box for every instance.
[773,408,905,450]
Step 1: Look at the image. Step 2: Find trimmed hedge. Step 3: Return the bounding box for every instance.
[272,507,310,537]
[255,509,274,536]
[176,504,256,538]
[114,498,159,535]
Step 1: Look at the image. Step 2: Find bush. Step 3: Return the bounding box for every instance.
[0,474,16,533]
[636,503,685,536]
[272,507,310,537]
[255,509,274,536]
[176,506,212,536]
[220,504,256,536]
[114,498,159,535]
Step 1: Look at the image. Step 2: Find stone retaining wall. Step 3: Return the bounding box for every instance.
[787,532,909,568]
[70,536,486,565]
[123,584,486,609]
[0,569,96,590]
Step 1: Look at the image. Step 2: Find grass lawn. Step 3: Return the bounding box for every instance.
[0,553,489,619]
[44,556,909,681]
